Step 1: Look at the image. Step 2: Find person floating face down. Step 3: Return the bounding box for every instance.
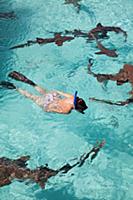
[0,71,88,114]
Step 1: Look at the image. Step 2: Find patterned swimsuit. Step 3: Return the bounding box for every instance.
[42,92,60,109]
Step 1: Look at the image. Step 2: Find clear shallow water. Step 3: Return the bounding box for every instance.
[0,0,133,199]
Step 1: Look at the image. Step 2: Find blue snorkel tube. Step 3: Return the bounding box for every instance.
[74,91,78,108]
[74,91,88,114]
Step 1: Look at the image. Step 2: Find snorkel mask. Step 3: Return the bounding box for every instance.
[73,91,88,114]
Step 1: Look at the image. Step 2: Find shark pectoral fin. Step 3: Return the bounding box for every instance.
[39,181,45,189]
[36,37,44,40]
[95,51,104,55]
[1,178,11,187]
[55,40,63,46]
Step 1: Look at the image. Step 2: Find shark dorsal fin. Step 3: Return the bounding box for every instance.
[96,23,103,28]
[15,156,30,168]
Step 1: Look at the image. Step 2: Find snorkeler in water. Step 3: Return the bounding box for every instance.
[0,71,88,114]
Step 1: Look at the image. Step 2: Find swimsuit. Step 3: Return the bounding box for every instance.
[42,92,60,109]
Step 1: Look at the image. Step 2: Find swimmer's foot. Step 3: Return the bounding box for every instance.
[0,81,16,89]
[8,71,36,86]
[89,97,98,101]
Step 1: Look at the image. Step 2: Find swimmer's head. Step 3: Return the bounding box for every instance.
[74,92,88,114]
[75,97,88,114]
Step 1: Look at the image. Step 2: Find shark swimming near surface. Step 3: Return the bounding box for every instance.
[10,33,74,49]
[88,59,133,92]
[90,33,118,57]
[0,140,105,188]
[88,23,127,42]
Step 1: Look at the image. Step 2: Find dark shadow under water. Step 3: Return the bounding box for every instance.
[35,187,91,200]
[80,4,96,25]
[0,1,32,80]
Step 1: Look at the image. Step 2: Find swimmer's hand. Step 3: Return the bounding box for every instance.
[89,97,102,102]
[89,97,96,101]
[89,97,115,104]
[89,97,130,106]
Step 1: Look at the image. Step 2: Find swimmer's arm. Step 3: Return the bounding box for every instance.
[56,91,73,98]
[89,97,131,106]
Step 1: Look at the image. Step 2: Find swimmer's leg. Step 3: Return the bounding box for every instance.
[8,71,46,95]
[17,88,44,107]
[34,85,47,95]
[17,88,38,101]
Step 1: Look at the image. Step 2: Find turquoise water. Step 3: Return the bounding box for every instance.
[0,0,133,199]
